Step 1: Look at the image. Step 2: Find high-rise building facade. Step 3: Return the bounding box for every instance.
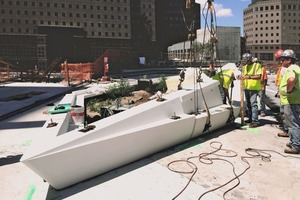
[0,0,200,70]
[243,0,300,63]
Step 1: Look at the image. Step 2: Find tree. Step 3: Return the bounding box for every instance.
[193,42,212,61]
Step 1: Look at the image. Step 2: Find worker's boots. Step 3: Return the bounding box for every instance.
[278,131,289,137]
[284,146,300,154]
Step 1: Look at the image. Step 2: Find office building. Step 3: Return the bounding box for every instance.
[168,26,241,63]
[243,0,300,63]
[0,0,200,71]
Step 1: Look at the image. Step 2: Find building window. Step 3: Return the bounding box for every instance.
[260,53,273,61]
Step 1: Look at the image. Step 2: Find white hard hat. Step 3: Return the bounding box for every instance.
[281,49,297,60]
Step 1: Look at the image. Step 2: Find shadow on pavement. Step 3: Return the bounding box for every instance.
[0,154,22,166]
[0,120,46,129]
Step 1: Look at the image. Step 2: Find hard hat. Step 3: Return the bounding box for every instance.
[280,49,297,60]
[242,53,252,61]
[274,49,284,59]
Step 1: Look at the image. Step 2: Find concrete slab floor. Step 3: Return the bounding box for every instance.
[1,107,300,200]
[0,74,299,200]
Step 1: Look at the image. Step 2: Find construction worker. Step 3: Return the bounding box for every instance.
[274,49,289,137]
[240,53,262,128]
[253,57,267,117]
[275,49,285,87]
[177,68,186,90]
[278,49,300,154]
[209,62,216,78]
[259,64,268,117]
[213,68,235,104]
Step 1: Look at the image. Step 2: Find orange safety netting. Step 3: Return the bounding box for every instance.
[60,49,139,83]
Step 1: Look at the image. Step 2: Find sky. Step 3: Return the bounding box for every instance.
[195,0,251,35]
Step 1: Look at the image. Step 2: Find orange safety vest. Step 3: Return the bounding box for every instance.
[260,67,268,86]
[275,66,282,86]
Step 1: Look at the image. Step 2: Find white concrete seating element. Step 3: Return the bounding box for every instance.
[21,69,240,189]
[59,93,76,106]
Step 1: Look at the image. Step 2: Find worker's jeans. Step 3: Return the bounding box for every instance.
[280,104,289,133]
[284,104,300,151]
[244,90,259,123]
[259,90,266,113]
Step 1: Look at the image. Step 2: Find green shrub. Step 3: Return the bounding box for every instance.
[106,79,133,99]
[155,75,168,93]
[87,99,112,112]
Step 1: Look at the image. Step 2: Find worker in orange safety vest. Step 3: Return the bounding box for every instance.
[274,49,289,137]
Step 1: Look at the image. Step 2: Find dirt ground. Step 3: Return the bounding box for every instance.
[86,90,153,122]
